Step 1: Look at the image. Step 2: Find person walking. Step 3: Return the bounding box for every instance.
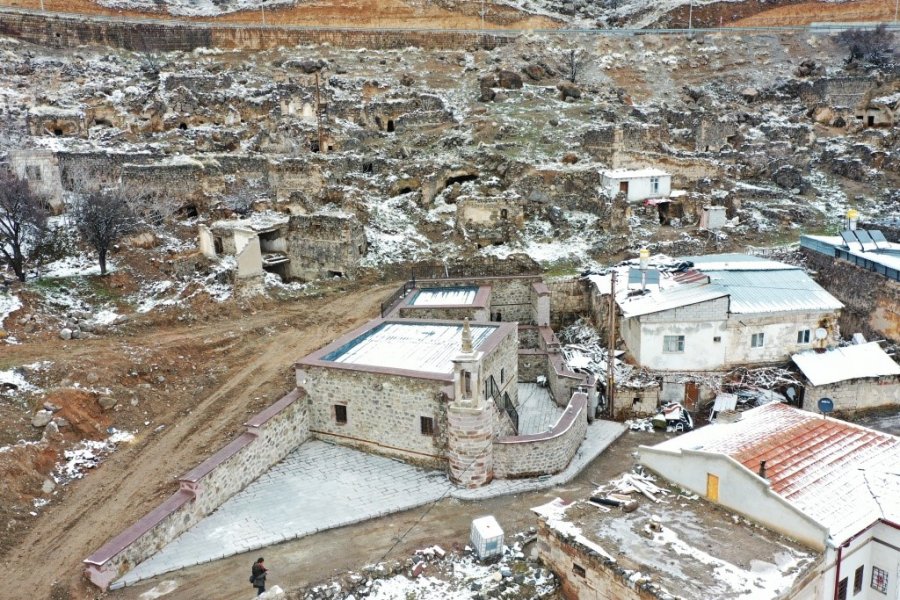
[250,557,268,596]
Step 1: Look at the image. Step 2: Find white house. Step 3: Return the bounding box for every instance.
[792,341,900,413]
[640,402,900,600]
[615,254,843,371]
[600,168,671,202]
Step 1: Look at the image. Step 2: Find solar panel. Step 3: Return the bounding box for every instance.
[854,229,878,251]
[628,268,660,286]
[841,230,863,251]
[870,230,888,247]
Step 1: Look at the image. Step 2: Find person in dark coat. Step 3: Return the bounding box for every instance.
[251,557,268,596]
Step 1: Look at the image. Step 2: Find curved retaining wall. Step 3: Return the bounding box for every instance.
[83,388,309,590]
[493,391,587,479]
[0,8,516,51]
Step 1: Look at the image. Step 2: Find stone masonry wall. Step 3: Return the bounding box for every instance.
[537,519,665,600]
[802,377,900,413]
[414,276,542,324]
[299,367,447,468]
[803,249,900,343]
[492,392,587,479]
[285,214,366,281]
[84,388,309,590]
[398,306,490,321]
[0,9,514,52]
[547,278,591,330]
[480,326,519,407]
[447,403,493,487]
[518,349,548,382]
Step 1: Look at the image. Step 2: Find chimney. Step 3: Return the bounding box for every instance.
[758,460,767,479]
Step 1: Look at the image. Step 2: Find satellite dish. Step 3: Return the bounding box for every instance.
[817,397,834,415]
[815,328,828,340]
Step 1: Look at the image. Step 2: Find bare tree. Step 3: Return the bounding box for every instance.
[565,48,585,83]
[72,191,138,276]
[0,171,48,282]
[837,24,896,67]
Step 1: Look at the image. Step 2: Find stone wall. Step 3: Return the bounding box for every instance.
[537,518,664,600]
[518,349,548,382]
[8,149,64,212]
[0,9,514,52]
[298,367,448,468]
[802,377,900,413]
[414,276,543,324]
[285,213,366,280]
[493,392,587,478]
[398,305,490,321]
[83,388,309,590]
[547,278,590,330]
[802,249,900,343]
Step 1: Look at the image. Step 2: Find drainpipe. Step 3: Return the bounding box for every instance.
[833,542,845,600]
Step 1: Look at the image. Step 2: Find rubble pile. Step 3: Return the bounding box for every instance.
[300,534,556,600]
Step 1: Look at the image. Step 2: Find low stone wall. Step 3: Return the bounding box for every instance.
[83,388,309,590]
[398,306,489,321]
[493,392,587,479]
[0,8,515,52]
[518,349,548,381]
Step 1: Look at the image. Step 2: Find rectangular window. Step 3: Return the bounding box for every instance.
[573,564,586,577]
[854,565,864,594]
[420,416,434,436]
[797,329,811,344]
[751,333,765,348]
[650,177,659,194]
[663,335,685,353]
[838,577,847,600]
[500,368,505,384]
[871,566,888,593]
[26,165,42,181]
[334,404,347,425]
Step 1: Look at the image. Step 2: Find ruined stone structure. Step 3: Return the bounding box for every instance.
[8,148,64,213]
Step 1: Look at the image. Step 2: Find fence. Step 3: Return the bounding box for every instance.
[487,375,518,433]
[380,281,415,317]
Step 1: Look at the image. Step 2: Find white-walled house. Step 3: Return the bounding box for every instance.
[640,402,900,600]
[615,254,843,371]
[600,168,671,202]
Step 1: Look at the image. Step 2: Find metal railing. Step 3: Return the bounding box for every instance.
[380,281,415,317]
[487,375,518,434]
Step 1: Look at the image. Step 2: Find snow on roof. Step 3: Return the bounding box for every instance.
[411,287,478,307]
[680,253,798,271]
[792,342,900,386]
[703,268,843,314]
[601,168,670,180]
[619,282,728,318]
[652,403,900,543]
[211,212,289,232]
[323,322,496,374]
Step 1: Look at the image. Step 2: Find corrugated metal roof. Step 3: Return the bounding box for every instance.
[681,253,799,271]
[619,282,728,318]
[703,268,843,314]
[653,403,900,543]
[792,342,900,386]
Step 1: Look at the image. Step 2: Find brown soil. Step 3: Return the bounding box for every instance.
[0,0,558,30]
[0,279,398,600]
[732,0,897,26]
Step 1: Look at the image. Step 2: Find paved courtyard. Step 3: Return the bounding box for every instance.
[115,420,625,588]
[516,383,564,435]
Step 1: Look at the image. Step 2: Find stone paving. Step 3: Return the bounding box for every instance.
[516,383,564,435]
[115,420,625,588]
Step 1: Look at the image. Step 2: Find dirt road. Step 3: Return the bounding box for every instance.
[0,282,397,600]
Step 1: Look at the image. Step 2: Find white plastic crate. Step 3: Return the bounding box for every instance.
[470,516,504,560]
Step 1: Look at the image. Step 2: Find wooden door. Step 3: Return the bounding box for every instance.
[706,473,719,502]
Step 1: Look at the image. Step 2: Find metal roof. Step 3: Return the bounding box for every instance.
[411,286,478,306]
[792,342,900,386]
[702,268,843,314]
[680,253,799,271]
[653,403,900,543]
[619,282,728,318]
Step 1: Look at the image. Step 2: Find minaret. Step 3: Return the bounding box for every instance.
[452,318,483,407]
[448,318,492,487]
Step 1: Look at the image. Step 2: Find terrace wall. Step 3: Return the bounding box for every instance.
[493,392,587,479]
[84,388,309,590]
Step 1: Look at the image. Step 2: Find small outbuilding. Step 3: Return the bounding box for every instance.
[792,341,900,413]
[600,168,671,203]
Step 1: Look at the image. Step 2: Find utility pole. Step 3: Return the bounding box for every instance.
[688,0,693,30]
[606,270,617,418]
[315,70,324,154]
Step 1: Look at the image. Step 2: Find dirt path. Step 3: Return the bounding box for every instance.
[0,0,558,29]
[0,282,396,600]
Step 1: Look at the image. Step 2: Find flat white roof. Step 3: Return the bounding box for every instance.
[601,168,670,179]
[411,287,478,306]
[792,342,900,386]
[324,322,496,374]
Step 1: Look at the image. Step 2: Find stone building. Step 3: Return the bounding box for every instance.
[199,210,366,282]
[455,196,524,247]
[8,148,64,213]
[26,105,87,137]
[792,341,900,414]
